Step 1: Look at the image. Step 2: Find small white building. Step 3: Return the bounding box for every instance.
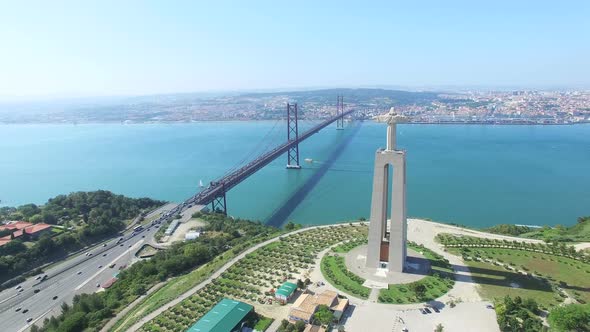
[185,231,201,241]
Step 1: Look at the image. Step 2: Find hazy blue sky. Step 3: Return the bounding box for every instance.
[0,0,589,97]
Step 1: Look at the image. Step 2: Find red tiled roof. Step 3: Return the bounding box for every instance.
[102,277,118,289]
[0,222,52,247]
[0,221,33,231]
[24,223,52,234]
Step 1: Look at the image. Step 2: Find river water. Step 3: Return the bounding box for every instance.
[1,122,589,228]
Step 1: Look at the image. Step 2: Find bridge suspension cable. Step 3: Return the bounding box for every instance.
[187,107,354,214]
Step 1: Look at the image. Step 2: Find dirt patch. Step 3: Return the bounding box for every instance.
[161,218,206,244]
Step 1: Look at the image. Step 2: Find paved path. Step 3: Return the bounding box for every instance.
[265,319,282,332]
[574,242,590,251]
[100,282,165,332]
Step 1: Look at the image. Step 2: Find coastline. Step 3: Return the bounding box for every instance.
[1,120,590,125]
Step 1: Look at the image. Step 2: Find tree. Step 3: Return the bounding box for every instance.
[313,305,334,326]
[296,279,305,290]
[548,304,590,331]
[434,323,444,332]
[29,214,43,224]
[410,283,427,300]
[58,311,87,332]
[285,221,296,231]
[61,302,70,314]
[522,298,539,315]
[294,320,306,332]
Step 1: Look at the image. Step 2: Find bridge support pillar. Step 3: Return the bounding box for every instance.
[286,103,301,169]
[211,193,227,215]
[336,95,344,130]
[210,182,227,215]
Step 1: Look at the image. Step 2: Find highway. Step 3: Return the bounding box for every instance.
[0,204,176,332]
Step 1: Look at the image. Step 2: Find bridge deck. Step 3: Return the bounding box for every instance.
[185,109,355,208]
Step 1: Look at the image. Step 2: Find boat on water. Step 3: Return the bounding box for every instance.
[199,179,204,189]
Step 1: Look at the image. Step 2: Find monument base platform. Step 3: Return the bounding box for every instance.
[344,244,430,285]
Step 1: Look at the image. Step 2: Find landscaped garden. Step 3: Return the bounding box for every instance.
[437,233,590,310]
[138,223,368,332]
[377,242,455,304]
[321,254,370,299]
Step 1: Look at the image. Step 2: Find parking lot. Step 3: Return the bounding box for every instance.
[341,301,499,332]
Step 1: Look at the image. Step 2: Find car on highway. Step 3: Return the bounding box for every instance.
[96,283,101,287]
[142,235,145,238]
[109,263,116,268]
[15,285,22,290]
[98,265,103,269]
[103,253,107,257]
[77,271,82,275]
[52,295,58,300]
[26,318,33,323]
[19,288,24,293]
[35,275,42,280]
[15,307,22,312]
[103,243,107,247]
[33,289,40,294]
[128,244,132,248]
[22,309,29,314]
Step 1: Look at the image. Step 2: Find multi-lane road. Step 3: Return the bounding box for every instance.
[0,204,177,332]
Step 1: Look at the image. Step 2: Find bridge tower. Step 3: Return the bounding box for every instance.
[336,95,344,130]
[210,183,227,215]
[286,103,301,169]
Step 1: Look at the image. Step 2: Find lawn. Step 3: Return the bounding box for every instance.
[521,217,590,242]
[448,247,590,309]
[321,254,370,299]
[253,317,273,331]
[378,243,455,304]
[378,275,454,304]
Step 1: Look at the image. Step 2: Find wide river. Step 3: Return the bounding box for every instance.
[1,122,589,228]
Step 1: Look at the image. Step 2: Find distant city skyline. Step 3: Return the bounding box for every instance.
[1,0,589,98]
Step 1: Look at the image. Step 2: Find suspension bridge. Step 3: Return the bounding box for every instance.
[156,97,354,220]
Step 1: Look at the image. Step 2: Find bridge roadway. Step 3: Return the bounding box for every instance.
[184,109,355,208]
